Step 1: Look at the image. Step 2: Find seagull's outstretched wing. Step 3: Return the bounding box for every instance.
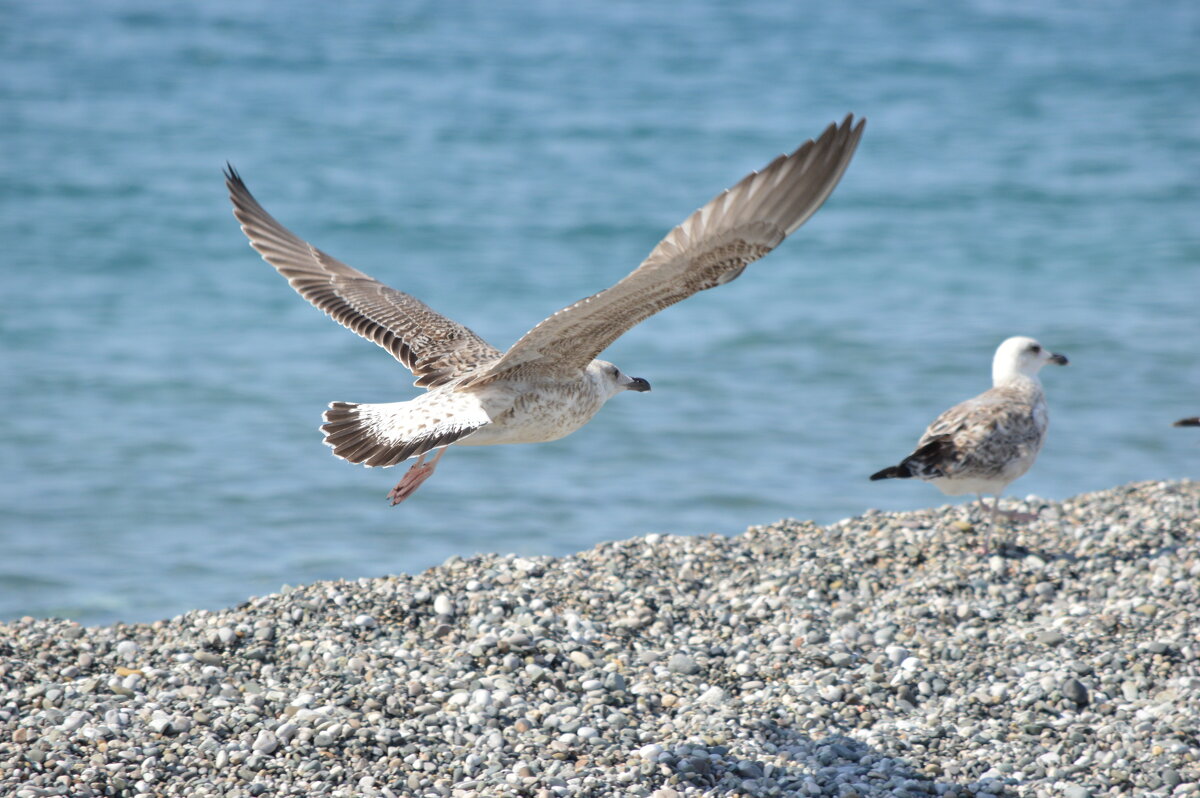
[1174,417,1200,427]
[465,114,865,385]
[225,167,501,389]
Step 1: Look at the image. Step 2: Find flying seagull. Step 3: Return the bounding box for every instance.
[226,114,865,505]
[1174,417,1199,427]
[869,336,1068,548]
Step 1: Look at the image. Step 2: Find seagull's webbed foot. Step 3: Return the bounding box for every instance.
[386,448,448,506]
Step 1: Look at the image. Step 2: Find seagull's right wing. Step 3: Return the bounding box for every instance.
[1174,417,1200,427]
[463,114,865,385]
[225,167,501,389]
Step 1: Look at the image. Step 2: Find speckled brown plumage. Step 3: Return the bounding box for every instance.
[225,167,501,389]
[899,382,1049,484]
[464,116,865,385]
[225,114,865,503]
[870,337,1068,545]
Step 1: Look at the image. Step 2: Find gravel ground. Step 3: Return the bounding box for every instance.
[2,480,1198,798]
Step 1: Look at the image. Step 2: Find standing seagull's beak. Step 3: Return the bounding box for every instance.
[1048,352,1069,366]
[627,377,652,392]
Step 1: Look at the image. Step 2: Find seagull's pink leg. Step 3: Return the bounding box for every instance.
[975,494,996,554]
[387,447,449,506]
[978,496,1038,554]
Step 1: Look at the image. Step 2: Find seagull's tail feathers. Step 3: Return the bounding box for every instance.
[870,435,955,482]
[320,391,491,468]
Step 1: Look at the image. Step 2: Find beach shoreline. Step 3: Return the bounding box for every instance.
[2,481,1197,797]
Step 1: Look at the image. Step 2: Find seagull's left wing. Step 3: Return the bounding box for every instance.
[225,166,502,389]
[464,114,865,385]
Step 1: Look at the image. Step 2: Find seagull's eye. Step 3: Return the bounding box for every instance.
[1029,344,1041,354]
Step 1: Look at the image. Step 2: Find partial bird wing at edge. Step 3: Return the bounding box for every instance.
[224,167,501,389]
[462,114,865,386]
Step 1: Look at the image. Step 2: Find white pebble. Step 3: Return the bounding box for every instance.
[252,730,278,754]
[638,743,664,760]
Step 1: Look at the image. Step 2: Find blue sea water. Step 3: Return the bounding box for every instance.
[1,1,1197,626]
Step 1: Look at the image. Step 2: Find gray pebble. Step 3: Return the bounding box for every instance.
[1062,678,1089,706]
[668,654,700,675]
[252,730,278,754]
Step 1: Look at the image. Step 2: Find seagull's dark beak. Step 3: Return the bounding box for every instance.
[1049,352,1069,366]
[628,377,651,392]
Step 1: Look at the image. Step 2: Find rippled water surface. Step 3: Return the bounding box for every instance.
[2,1,1197,624]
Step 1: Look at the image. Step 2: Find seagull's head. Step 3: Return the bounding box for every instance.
[993,336,1068,384]
[590,360,651,398]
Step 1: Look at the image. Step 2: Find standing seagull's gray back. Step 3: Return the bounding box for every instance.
[907,382,1048,483]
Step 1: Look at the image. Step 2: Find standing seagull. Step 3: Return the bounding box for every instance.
[227,114,865,505]
[869,336,1068,547]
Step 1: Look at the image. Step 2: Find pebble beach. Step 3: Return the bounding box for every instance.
[2,480,1198,798]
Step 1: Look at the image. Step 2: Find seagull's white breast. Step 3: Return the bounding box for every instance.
[457,376,612,447]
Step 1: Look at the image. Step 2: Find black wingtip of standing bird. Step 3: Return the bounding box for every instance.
[869,464,909,481]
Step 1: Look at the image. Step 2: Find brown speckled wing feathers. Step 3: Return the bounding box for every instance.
[465,114,866,384]
[914,385,1045,479]
[225,167,501,388]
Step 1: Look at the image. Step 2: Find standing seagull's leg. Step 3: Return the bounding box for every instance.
[984,495,1039,553]
[967,493,994,553]
[987,495,1002,553]
[387,447,450,506]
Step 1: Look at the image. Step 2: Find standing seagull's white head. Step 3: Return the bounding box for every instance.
[992,336,1069,385]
